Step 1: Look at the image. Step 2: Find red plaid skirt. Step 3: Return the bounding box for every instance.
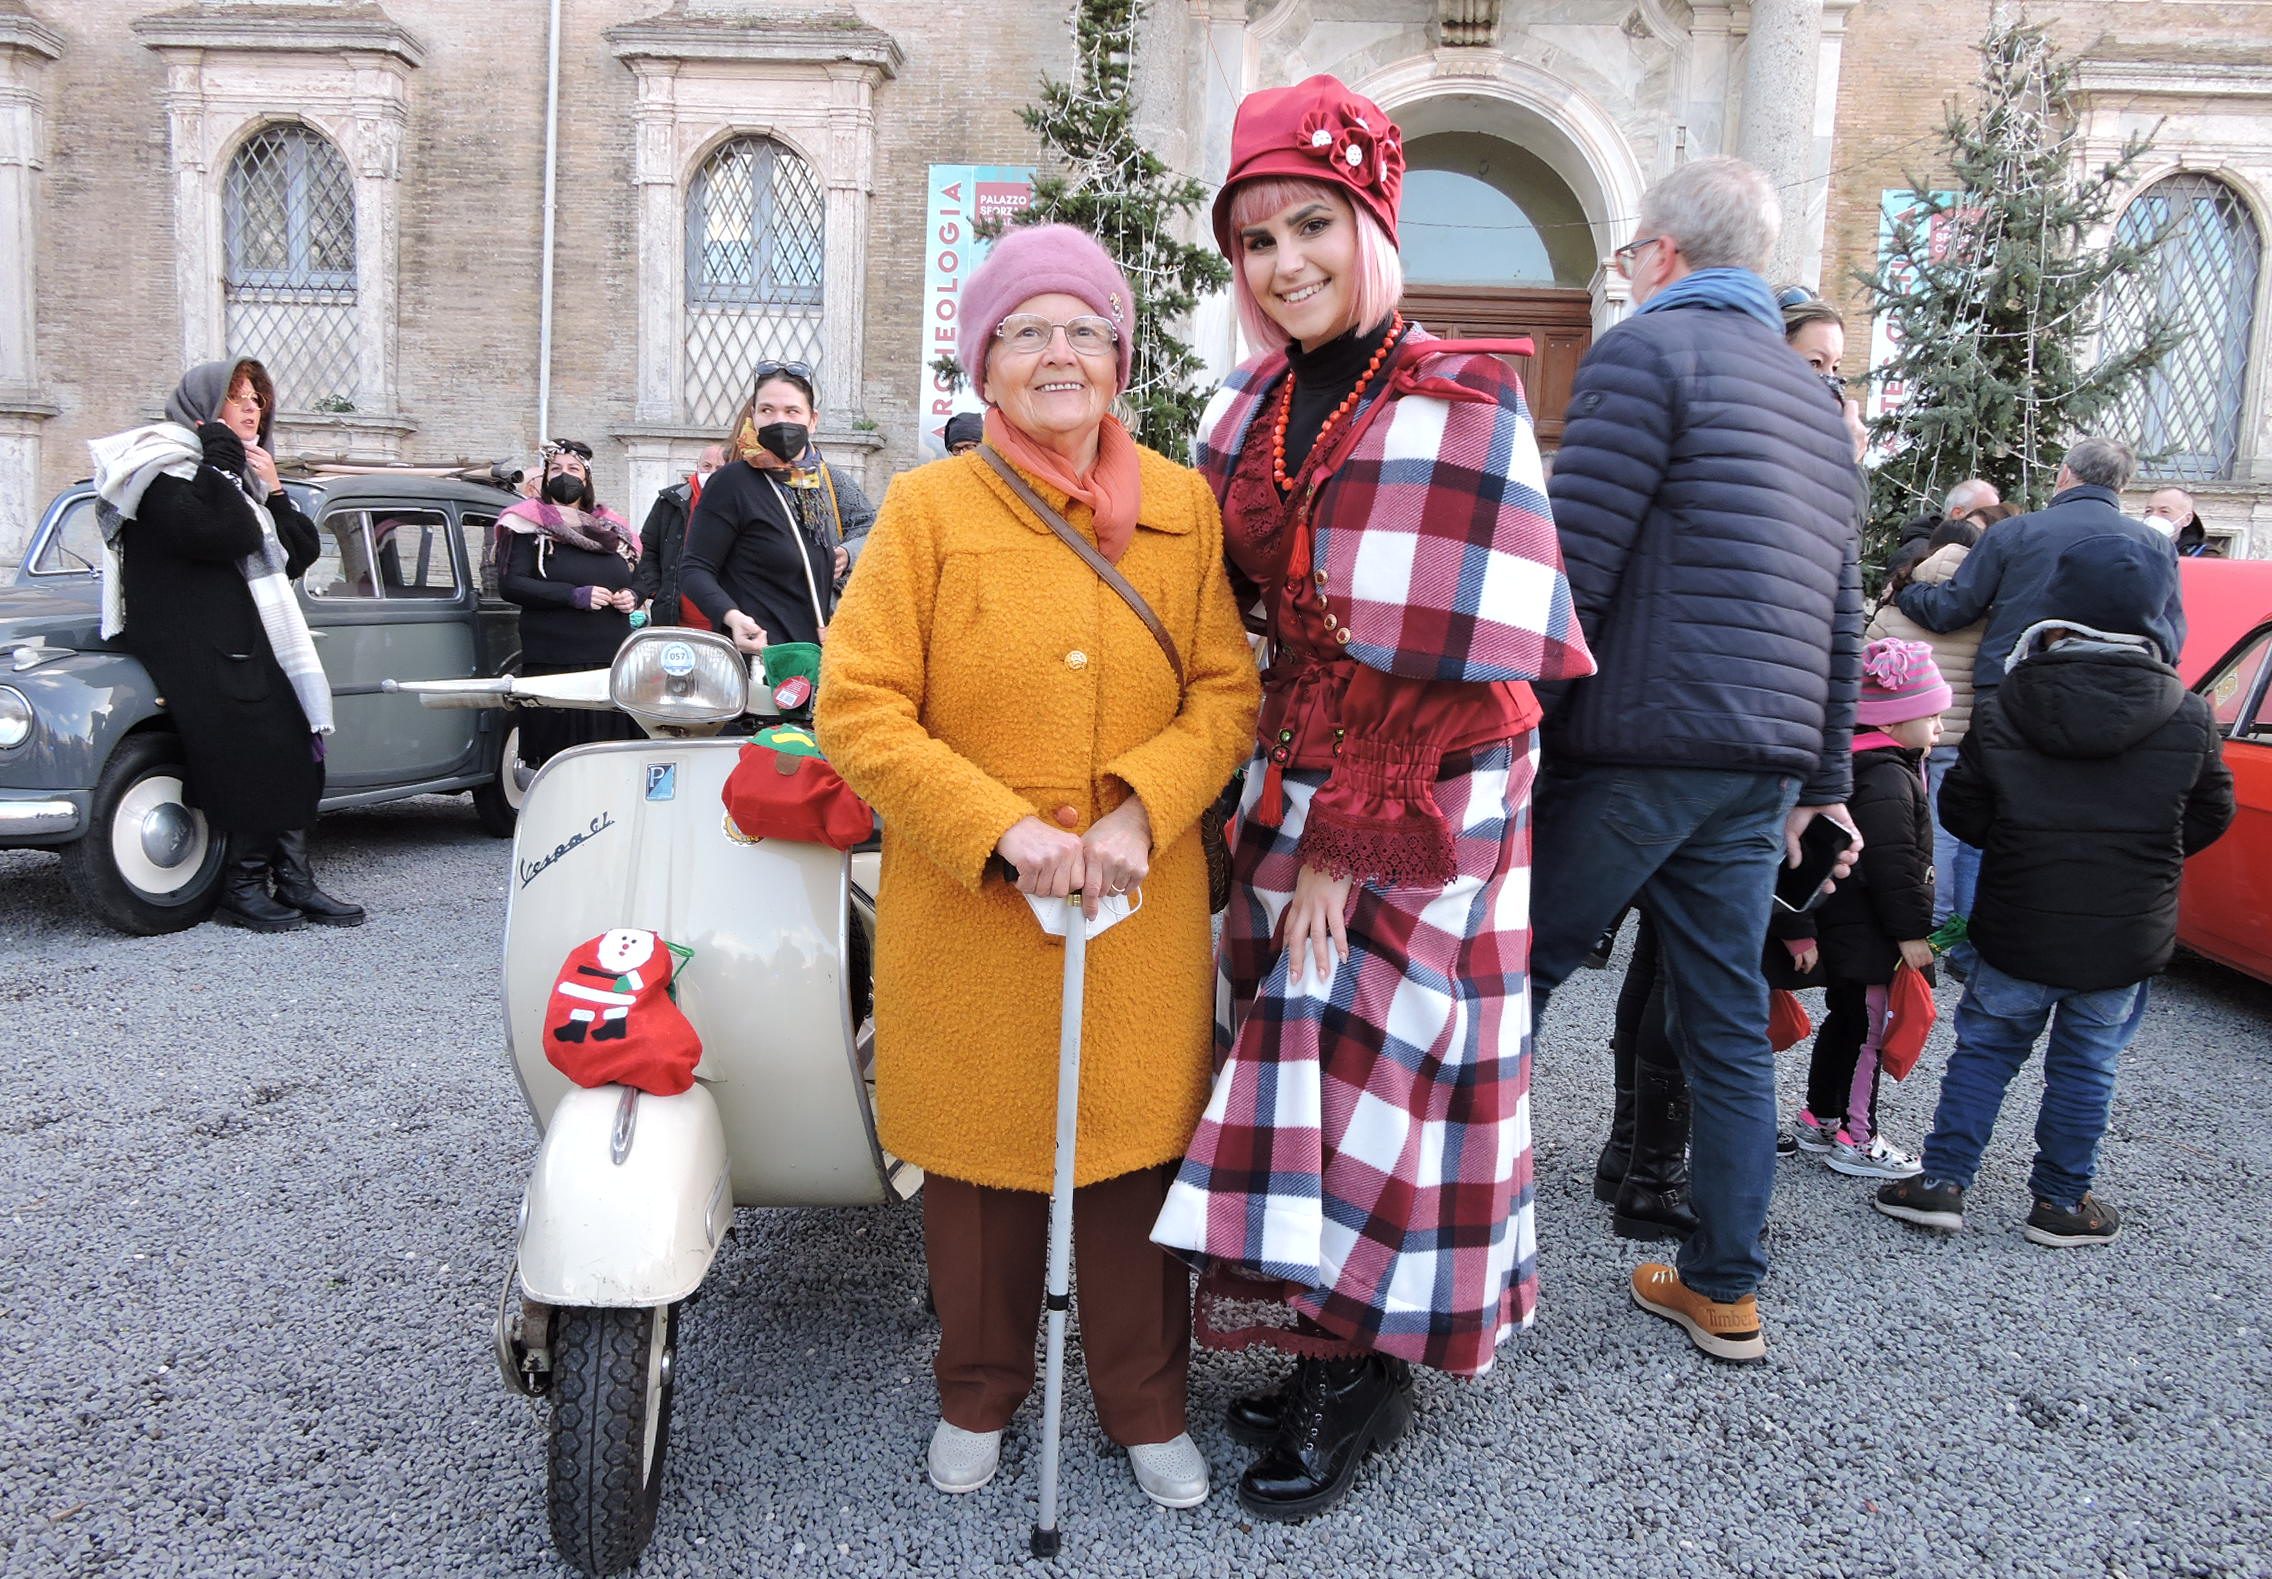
[1151,735,1539,1376]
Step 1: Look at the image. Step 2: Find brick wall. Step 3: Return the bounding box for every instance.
[31,1,1069,511]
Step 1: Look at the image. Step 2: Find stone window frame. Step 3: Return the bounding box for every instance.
[606,13,901,508]
[2075,52,2272,500]
[133,5,421,460]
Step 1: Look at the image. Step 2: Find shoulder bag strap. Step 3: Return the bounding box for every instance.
[979,444,1184,691]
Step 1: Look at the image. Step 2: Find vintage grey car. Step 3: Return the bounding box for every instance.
[1,471,525,933]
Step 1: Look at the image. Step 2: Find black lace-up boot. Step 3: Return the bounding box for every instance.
[1235,1354,1414,1521]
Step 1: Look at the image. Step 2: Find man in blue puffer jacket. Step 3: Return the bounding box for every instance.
[1529,156,1867,1365]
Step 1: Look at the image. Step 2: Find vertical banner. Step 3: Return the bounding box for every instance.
[1866,189,1966,426]
[919,165,1037,459]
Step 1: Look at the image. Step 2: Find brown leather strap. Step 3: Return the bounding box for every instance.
[979,444,1184,690]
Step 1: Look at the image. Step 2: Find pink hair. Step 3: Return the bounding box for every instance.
[1225,177,1405,354]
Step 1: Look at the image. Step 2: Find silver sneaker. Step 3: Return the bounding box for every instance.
[1127,1433,1210,1508]
[1791,1110,1839,1153]
[927,1420,1001,1494]
[1826,1131,1923,1179]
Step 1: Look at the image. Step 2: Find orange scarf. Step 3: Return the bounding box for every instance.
[983,408,1141,563]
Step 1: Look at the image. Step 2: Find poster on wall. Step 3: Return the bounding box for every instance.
[918,164,1037,459]
[1866,188,1966,427]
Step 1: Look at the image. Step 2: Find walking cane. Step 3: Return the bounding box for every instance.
[1031,888,1087,1559]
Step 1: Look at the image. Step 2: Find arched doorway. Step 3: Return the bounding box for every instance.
[1399,129,1597,445]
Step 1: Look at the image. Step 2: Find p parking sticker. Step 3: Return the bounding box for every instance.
[645,762,678,802]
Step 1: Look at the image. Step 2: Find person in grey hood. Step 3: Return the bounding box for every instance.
[1874,533,2233,1250]
[86,357,362,930]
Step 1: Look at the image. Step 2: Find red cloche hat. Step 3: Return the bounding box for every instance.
[1211,74,1406,253]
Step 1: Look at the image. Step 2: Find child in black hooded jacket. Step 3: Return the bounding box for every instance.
[1785,638,1948,1180]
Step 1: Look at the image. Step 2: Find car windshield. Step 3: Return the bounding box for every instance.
[29,495,103,576]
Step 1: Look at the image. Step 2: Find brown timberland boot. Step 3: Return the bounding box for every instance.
[1629,1262,1765,1364]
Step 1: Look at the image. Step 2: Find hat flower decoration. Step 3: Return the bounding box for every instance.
[1297,99,1403,205]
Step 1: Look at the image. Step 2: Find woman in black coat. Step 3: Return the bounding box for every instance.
[631,444,724,627]
[96,357,362,931]
[495,439,645,768]
[679,365,857,652]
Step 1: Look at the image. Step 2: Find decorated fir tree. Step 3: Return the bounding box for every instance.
[1858,17,2173,558]
[942,0,1229,452]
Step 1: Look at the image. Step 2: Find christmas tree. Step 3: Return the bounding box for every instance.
[1858,17,2173,558]
[938,0,1229,453]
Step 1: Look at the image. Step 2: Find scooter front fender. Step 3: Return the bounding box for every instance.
[516,1083,731,1308]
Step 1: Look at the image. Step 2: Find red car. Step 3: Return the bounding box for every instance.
[2176,558,2272,985]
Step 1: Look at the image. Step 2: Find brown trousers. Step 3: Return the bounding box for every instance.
[923,1163,1189,1446]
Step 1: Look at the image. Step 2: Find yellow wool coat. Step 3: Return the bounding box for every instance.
[815,443,1261,1193]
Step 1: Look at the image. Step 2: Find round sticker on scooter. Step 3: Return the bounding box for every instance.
[772,674,814,711]
[658,640,697,678]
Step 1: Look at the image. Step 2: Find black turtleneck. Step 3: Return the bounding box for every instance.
[1281,318,1400,481]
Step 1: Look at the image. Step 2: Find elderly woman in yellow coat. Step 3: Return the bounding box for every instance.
[816,225,1260,1510]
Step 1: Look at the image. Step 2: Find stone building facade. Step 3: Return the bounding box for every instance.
[4,0,2267,559]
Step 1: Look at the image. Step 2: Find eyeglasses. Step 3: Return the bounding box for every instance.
[751,360,815,390]
[993,314,1119,358]
[1612,235,1666,279]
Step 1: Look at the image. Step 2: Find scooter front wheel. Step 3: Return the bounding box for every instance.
[546,1303,677,1577]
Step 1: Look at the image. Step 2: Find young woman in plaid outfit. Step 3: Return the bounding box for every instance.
[1149,76,1595,1520]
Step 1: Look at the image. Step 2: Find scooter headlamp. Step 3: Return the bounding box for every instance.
[608,628,749,727]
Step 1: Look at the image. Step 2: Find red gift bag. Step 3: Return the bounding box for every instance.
[720,725,876,851]
[1768,988,1813,1052]
[544,929,703,1095]
[1878,962,1939,1081]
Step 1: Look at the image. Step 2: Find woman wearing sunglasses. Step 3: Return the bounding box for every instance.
[495,438,644,766]
[679,362,875,653]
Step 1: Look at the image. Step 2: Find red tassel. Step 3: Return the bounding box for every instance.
[1258,759,1287,827]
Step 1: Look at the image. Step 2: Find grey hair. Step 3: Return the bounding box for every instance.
[1637,157,1780,274]
[2062,436,2137,491]
[1945,477,1999,515]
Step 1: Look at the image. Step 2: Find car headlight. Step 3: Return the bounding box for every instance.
[608,629,749,727]
[0,687,32,750]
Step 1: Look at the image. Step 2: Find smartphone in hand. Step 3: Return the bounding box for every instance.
[1773,814,1859,914]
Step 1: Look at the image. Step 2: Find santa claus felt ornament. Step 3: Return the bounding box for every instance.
[543,928,703,1095]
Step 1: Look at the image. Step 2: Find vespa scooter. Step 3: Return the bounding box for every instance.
[392,626,907,1576]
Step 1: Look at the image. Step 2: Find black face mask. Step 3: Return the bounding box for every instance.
[544,473,590,507]
[755,422,809,464]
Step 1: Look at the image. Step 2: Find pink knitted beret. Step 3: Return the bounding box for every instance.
[1858,637,1952,725]
[959,224,1136,397]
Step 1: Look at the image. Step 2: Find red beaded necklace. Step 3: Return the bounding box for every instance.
[1271,313,1405,490]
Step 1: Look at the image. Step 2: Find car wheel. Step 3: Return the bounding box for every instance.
[470,717,524,839]
[59,732,227,934]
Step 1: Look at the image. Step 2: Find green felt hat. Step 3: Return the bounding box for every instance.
[760,642,823,712]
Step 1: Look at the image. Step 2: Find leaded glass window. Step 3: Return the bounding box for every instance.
[223,124,361,412]
[683,136,826,427]
[2104,174,2262,483]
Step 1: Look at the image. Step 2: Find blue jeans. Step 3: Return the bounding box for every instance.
[1919,959,2150,1208]
[1531,763,1800,1301]
[1924,743,1980,966]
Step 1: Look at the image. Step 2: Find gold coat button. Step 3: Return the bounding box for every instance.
[1066,650,1089,670]
[1314,569,1329,587]
[1334,627,1352,646]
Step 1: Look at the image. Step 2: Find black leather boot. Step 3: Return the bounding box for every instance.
[273,828,366,927]
[1595,1023,1637,1203]
[1226,1371,1293,1446]
[215,843,304,932]
[1614,1061,1698,1241]
[1236,1355,1415,1522]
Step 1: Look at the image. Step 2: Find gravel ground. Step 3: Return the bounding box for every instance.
[3,795,2269,1578]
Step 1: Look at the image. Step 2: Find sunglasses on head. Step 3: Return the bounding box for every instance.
[751,360,815,389]
[1776,286,1822,310]
[542,438,594,462]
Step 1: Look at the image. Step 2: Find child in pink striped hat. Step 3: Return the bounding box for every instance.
[1782,637,1949,1179]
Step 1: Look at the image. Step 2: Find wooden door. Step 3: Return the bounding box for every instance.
[1399,286,1594,448]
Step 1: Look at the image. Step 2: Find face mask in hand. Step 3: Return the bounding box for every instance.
[755,422,810,464]
[544,473,590,508]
